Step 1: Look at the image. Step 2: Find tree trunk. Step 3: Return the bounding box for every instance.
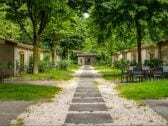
[33,34,39,74]
[135,19,142,65]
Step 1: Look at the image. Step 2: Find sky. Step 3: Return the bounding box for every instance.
[83,13,90,18]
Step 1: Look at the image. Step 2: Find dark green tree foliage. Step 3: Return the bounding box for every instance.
[41,1,84,62]
[93,0,168,64]
[59,35,84,59]
[68,0,93,13]
[1,0,57,74]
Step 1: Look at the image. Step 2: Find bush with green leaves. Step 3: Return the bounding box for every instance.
[57,60,69,70]
[113,58,129,70]
[7,61,14,69]
[38,61,51,72]
[130,60,137,66]
[113,61,121,69]
[144,59,163,68]
[38,55,52,72]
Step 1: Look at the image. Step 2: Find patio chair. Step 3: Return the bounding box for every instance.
[132,67,144,82]
[153,67,164,80]
[0,72,4,84]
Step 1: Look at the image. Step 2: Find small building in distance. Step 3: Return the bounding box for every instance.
[77,52,97,65]
[0,39,48,77]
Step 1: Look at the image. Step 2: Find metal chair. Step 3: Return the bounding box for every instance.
[132,67,144,82]
[153,67,164,80]
[0,72,4,84]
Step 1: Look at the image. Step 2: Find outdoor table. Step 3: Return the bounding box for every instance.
[127,66,153,82]
[142,66,151,80]
[124,66,157,82]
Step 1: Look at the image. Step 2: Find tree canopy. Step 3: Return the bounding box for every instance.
[90,0,168,64]
[0,0,168,69]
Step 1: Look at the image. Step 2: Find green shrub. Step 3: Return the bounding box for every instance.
[57,60,69,70]
[113,58,129,70]
[7,61,14,69]
[38,61,50,72]
[38,55,52,72]
[144,59,163,68]
[130,60,137,66]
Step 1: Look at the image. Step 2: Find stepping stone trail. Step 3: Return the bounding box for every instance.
[65,66,112,124]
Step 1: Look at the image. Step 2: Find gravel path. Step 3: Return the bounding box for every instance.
[12,66,168,125]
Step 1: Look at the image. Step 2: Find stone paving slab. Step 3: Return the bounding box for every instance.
[76,89,99,92]
[76,87,98,90]
[65,113,112,124]
[69,104,107,111]
[75,90,100,94]
[77,85,95,87]
[0,101,33,125]
[74,93,102,97]
[77,82,95,84]
[72,98,104,103]
[144,99,168,121]
[79,75,93,78]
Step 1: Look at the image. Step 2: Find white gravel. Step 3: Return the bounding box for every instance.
[95,78,168,125]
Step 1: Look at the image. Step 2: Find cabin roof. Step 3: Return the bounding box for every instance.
[0,39,44,51]
[77,52,97,57]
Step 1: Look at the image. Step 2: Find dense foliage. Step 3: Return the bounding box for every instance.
[0,0,168,70]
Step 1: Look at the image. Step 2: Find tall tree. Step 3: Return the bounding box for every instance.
[2,0,58,74]
[93,0,168,65]
[42,2,84,63]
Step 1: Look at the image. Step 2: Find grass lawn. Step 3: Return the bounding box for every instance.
[0,84,61,100]
[13,64,81,81]
[116,80,168,100]
[69,64,81,71]
[94,65,121,81]
[17,69,74,80]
